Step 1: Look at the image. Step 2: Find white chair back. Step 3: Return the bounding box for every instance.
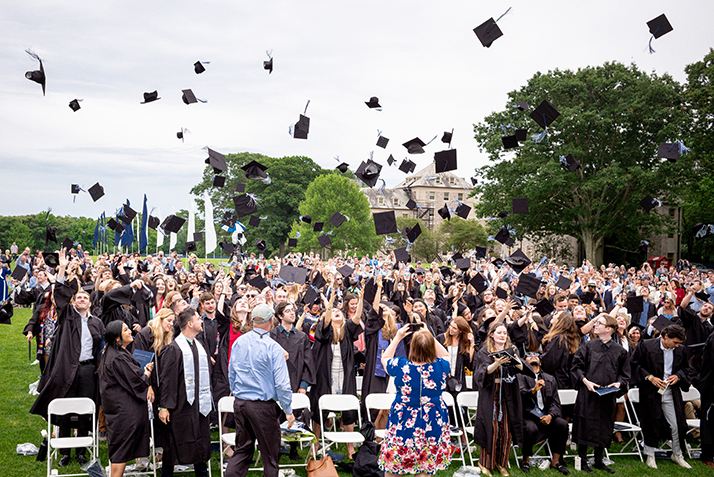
[558,389,577,406]
[681,386,701,402]
[365,393,395,416]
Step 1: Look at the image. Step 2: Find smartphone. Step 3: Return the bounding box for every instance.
[411,323,424,331]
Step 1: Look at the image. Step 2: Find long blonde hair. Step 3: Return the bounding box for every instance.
[148,309,175,355]
[486,321,512,353]
[381,308,398,341]
[330,309,346,344]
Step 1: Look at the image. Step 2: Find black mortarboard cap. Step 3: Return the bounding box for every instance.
[362,277,377,304]
[505,236,515,247]
[242,160,268,180]
[300,215,312,224]
[288,238,298,248]
[148,216,160,230]
[61,237,74,250]
[373,211,398,235]
[647,14,673,39]
[235,183,245,193]
[452,252,463,260]
[194,61,206,74]
[469,273,488,293]
[45,222,57,243]
[406,224,422,243]
[120,204,137,224]
[455,203,471,219]
[639,195,657,212]
[311,272,327,289]
[107,218,125,233]
[263,57,273,73]
[555,275,572,290]
[505,248,531,273]
[141,91,160,103]
[11,265,28,281]
[186,241,197,252]
[248,215,261,227]
[280,266,307,284]
[498,210,509,219]
[160,215,185,234]
[182,89,198,105]
[233,194,258,217]
[318,235,332,247]
[213,175,225,188]
[337,163,349,173]
[254,239,266,252]
[338,265,354,278]
[513,198,529,214]
[438,204,450,220]
[455,258,471,270]
[394,247,411,263]
[42,252,60,269]
[494,226,510,244]
[71,184,81,194]
[580,291,595,305]
[695,290,710,301]
[387,155,396,166]
[441,130,453,145]
[562,154,581,172]
[205,148,227,173]
[25,55,46,96]
[657,142,679,162]
[313,222,324,232]
[473,17,503,48]
[365,96,381,108]
[440,266,452,278]
[355,160,382,188]
[406,199,417,210]
[329,212,347,228]
[190,232,202,242]
[294,114,310,139]
[403,137,426,154]
[248,274,268,290]
[492,257,504,268]
[502,135,519,149]
[530,100,560,129]
[651,315,671,332]
[475,246,487,258]
[533,298,555,317]
[88,182,104,202]
[515,273,540,298]
[515,101,530,111]
[399,159,416,174]
[471,177,478,186]
[625,295,644,314]
[434,149,457,173]
[495,286,508,299]
[219,241,235,255]
[376,136,389,148]
[515,129,528,142]
[69,99,81,112]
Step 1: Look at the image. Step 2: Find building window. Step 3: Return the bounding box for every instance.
[429,192,435,200]
[458,193,463,201]
[403,213,410,217]
[443,192,449,201]
[378,197,384,205]
[669,208,675,217]
[435,177,441,184]
[449,177,455,185]
[393,198,399,207]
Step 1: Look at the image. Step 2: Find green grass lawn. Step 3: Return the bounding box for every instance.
[1,307,708,476]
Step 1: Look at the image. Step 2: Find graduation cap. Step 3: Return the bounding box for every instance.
[300,215,312,224]
[254,239,267,252]
[337,163,350,173]
[365,96,381,109]
[657,142,679,162]
[160,215,185,234]
[624,295,643,314]
[455,203,471,219]
[434,149,457,173]
[213,175,225,188]
[555,275,572,290]
[515,101,530,111]
[193,232,204,242]
[473,17,503,48]
[470,177,478,186]
[475,246,487,258]
[387,155,396,166]
[515,129,528,142]
[302,286,319,305]
[638,240,650,255]
[242,160,268,180]
[694,290,709,302]
[438,204,450,220]
[399,159,416,174]
[107,218,125,234]
[263,56,273,74]
[182,89,199,105]
[147,215,159,230]
[313,222,324,232]
[455,258,471,270]
[177,128,189,142]
[373,211,398,235]
[293,114,310,139]
[318,235,332,247]
[403,138,426,154]
[88,182,104,202]
[71,184,81,194]
[513,198,529,214]
[498,210,509,219]
[25,50,46,96]
[39,253,57,269]
[533,298,555,317]
[580,291,595,305]
[494,226,511,245]
[186,241,197,253]
[45,221,57,243]
[377,135,388,148]
[495,286,508,299]
[11,265,28,281]
[355,160,382,188]
[501,135,519,149]
[530,100,560,130]
[647,14,674,40]
[469,273,489,293]
[394,247,411,263]
[248,215,261,227]
[651,315,671,333]
[406,224,422,243]
[205,148,227,173]
[279,266,307,284]
[338,265,354,278]
[235,183,246,193]
[406,199,417,210]
[440,266,452,278]
[69,99,81,112]
[329,212,347,228]
[452,252,463,260]
[505,248,531,273]
[233,194,258,217]
[287,238,298,248]
[515,273,540,298]
[362,277,377,304]
[120,204,137,224]
[639,195,658,212]
[194,61,206,74]
[61,237,74,250]
[560,154,581,172]
[219,241,235,255]
[311,272,327,289]
[249,274,269,290]
[140,91,160,103]
[441,130,453,147]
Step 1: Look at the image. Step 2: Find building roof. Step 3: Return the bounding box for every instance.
[393,162,473,190]
[363,187,411,210]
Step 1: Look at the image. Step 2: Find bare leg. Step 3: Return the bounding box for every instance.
[110,462,126,477]
[343,423,355,457]
[614,402,625,443]
[312,421,321,455]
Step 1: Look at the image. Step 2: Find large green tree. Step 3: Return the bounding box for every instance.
[473,62,689,265]
[439,218,488,254]
[379,217,444,263]
[191,152,329,257]
[290,174,379,256]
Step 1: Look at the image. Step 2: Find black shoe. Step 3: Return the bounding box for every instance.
[76,454,87,465]
[552,463,571,475]
[580,461,594,474]
[593,462,615,474]
[520,462,531,473]
[58,455,72,467]
[289,449,300,462]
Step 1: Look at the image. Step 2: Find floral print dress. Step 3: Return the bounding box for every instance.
[378,357,452,475]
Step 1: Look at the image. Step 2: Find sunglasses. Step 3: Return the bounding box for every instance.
[246,293,259,298]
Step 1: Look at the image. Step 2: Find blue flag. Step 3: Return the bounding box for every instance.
[121,199,134,249]
[93,215,100,250]
[139,194,148,252]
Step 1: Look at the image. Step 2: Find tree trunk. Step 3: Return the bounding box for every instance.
[581,229,605,267]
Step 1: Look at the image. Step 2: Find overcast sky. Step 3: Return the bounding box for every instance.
[2,0,712,221]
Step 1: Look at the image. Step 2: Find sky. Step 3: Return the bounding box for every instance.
[1,0,712,221]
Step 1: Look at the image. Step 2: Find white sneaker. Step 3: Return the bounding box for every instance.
[646,455,657,469]
[671,453,692,469]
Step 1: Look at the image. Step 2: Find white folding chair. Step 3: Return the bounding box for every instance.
[355,376,363,396]
[442,392,466,467]
[365,393,396,439]
[605,389,643,462]
[455,391,478,466]
[465,375,473,390]
[218,396,235,477]
[275,393,317,469]
[318,394,364,456]
[680,386,701,458]
[47,397,98,477]
[557,389,577,459]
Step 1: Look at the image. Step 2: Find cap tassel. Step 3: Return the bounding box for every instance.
[675,140,691,155]
[303,100,310,115]
[261,174,272,185]
[25,48,42,63]
[333,155,340,162]
[425,135,438,145]
[385,236,395,245]
[532,127,548,143]
[486,6,512,35]
[488,235,495,242]
[377,179,386,195]
[648,27,659,54]
[295,232,301,239]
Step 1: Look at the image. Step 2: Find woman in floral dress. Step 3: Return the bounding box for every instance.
[378,323,452,476]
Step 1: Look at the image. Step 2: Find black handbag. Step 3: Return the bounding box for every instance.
[446,375,462,393]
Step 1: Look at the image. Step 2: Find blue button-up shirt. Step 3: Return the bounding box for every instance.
[229,328,293,414]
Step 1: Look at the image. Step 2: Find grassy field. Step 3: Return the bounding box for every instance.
[1,307,708,476]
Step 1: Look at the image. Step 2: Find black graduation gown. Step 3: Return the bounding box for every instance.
[101,284,139,329]
[472,346,535,453]
[518,371,562,420]
[131,286,153,328]
[99,346,151,463]
[540,338,575,390]
[309,318,363,422]
[269,325,316,392]
[159,339,212,465]
[132,327,170,448]
[629,337,693,451]
[570,338,630,447]
[436,334,473,391]
[678,306,714,377]
[30,278,105,419]
[699,332,714,452]
[361,308,388,397]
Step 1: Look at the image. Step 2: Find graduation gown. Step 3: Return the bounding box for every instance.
[101,284,140,329]
[269,325,316,392]
[540,337,575,390]
[472,346,535,453]
[570,338,630,447]
[436,333,473,391]
[629,337,693,451]
[699,332,714,452]
[30,278,104,419]
[361,308,388,396]
[159,339,212,465]
[131,285,153,328]
[677,306,714,376]
[99,346,151,463]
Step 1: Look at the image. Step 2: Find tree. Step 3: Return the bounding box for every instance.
[191,152,329,257]
[472,62,689,266]
[379,217,444,263]
[439,218,488,254]
[291,174,379,256]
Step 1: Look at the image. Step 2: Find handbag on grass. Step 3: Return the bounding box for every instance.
[307,454,339,477]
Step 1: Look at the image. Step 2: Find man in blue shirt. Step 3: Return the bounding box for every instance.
[227,304,294,477]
